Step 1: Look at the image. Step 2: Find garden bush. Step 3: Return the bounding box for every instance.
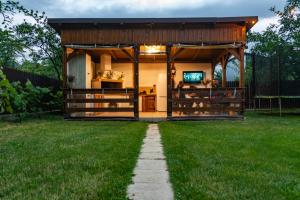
[0,70,18,113]
[0,68,62,115]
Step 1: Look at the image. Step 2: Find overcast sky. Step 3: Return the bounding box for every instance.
[17,0,286,32]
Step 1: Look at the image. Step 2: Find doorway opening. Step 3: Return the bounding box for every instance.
[138,45,167,119]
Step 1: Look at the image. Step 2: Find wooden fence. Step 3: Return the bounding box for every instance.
[2,67,61,89]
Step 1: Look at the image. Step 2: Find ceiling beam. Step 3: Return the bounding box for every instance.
[212,49,229,67]
[121,49,134,61]
[171,48,185,61]
[192,49,201,60]
[212,48,241,66]
[227,48,241,61]
[110,50,118,61]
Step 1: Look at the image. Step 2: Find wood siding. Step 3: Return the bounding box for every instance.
[61,24,246,45]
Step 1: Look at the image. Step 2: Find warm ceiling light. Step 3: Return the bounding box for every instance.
[251,20,256,24]
[140,45,166,55]
[144,45,162,54]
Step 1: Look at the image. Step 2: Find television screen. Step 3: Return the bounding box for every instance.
[183,71,204,83]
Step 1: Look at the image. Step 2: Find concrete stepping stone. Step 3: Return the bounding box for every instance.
[127,124,174,200]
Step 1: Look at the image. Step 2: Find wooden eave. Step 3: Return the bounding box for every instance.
[48,16,258,34]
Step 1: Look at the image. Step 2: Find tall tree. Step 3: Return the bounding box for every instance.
[0,1,26,67]
[0,29,25,67]
[248,0,300,80]
[0,1,62,80]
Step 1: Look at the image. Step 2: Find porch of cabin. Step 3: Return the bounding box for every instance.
[64,44,245,120]
[47,17,258,120]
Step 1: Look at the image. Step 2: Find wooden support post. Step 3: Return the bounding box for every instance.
[62,46,68,117]
[239,47,245,88]
[221,56,227,88]
[166,44,172,118]
[211,63,214,81]
[133,45,139,120]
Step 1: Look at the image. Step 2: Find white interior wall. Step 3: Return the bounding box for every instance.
[112,63,166,111]
[139,63,167,112]
[112,62,211,111]
[111,63,134,87]
[173,63,212,88]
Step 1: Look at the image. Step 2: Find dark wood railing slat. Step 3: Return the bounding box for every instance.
[172,107,242,112]
[66,98,133,103]
[66,107,134,113]
[172,88,245,116]
[172,98,244,103]
[64,88,245,117]
[64,88,135,94]
[64,88,135,116]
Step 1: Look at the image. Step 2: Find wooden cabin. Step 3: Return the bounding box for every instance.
[48,17,258,120]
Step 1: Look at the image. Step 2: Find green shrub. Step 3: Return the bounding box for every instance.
[21,81,50,112]
[10,82,26,113]
[13,81,61,113]
[0,69,18,114]
[48,90,63,110]
[0,68,62,115]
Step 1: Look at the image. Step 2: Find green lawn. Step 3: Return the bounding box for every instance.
[2,113,300,200]
[0,116,147,200]
[160,112,300,200]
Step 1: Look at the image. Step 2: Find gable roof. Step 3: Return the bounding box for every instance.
[48,16,258,33]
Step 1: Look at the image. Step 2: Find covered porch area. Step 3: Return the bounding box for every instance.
[48,16,258,120]
[169,44,245,120]
[63,43,245,120]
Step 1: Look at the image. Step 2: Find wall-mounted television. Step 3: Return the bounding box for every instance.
[183,71,204,84]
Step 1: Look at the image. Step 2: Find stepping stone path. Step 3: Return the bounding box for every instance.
[127,124,174,200]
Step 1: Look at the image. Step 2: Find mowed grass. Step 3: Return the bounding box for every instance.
[160,112,300,200]
[0,115,147,200]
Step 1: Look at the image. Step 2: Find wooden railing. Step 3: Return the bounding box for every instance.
[172,88,245,117]
[63,88,244,119]
[64,88,135,118]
